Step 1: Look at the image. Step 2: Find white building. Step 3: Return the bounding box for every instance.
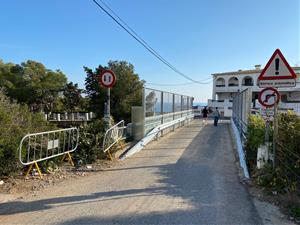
[208,65,300,117]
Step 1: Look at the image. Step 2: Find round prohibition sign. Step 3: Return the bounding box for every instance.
[258,87,280,108]
[99,69,116,88]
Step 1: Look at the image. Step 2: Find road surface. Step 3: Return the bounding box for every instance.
[0,120,262,225]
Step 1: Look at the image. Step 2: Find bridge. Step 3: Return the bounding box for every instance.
[0,119,263,224]
[0,87,294,225]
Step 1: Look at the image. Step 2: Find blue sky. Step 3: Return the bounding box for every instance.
[0,0,299,102]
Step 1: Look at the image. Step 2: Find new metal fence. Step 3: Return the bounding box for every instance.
[232,88,252,144]
[143,88,194,134]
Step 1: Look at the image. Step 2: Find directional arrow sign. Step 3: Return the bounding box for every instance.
[258,49,297,88]
[258,87,280,108]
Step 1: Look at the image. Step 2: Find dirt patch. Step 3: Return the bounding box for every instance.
[0,159,120,202]
[248,183,300,224]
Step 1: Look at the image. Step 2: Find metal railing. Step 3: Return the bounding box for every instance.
[232,88,252,144]
[144,87,193,118]
[121,113,194,160]
[19,127,79,166]
[232,116,248,144]
[102,120,126,153]
[145,110,193,134]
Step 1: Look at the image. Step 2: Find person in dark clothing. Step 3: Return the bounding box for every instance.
[212,107,220,126]
[202,106,208,124]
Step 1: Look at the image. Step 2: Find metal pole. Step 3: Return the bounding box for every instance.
[161,91,164,125]
[272,103,278,169]
[105,88,111,130]
[265,120,270,144]
[107,88,110,119]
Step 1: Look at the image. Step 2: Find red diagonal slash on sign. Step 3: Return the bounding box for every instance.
[263,91,276,104]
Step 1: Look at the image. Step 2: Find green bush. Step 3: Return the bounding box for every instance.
[245,115,266,170]
[254,164,288,193]
[289,205,300,220]
[73,118,107,165]
[276,111,300,190]
[0,90,55,176]
[249,111,300,194]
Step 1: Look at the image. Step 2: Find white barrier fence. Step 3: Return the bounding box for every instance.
[102,120,126,154]
[19,127,79,177]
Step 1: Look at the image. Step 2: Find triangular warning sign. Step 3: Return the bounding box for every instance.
[258,49,297,80]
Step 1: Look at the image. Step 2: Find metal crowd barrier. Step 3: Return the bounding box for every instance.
[102,120,126,159]
[19,127,79,178]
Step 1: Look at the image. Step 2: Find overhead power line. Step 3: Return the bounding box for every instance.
[146,77,213,86]
[146,82,196,86]
[91,0,211,84]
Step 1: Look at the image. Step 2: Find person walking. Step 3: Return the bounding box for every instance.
[212,107,220,126]
[202,106,208,124]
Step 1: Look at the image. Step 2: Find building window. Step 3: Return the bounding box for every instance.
[228,77,239,86]
[242,76,253,86]
[216,77,225,87]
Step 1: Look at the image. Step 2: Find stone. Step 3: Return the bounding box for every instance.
[86,165,92,169]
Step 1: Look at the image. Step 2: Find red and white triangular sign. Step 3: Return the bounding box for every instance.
[258,49,297,80]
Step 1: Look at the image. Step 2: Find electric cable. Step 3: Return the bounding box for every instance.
[91,0,211,84]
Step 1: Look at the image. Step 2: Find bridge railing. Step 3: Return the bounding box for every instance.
[145,110,193,134]
[130,87,194,140]
[143,88,194,134]
[121,112,194,160]
[232,88,252,144]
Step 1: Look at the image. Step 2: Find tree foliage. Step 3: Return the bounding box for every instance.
[0,90,55,176]
[84,60,144,122]
[0,59,67,112]
[62,82,84,112]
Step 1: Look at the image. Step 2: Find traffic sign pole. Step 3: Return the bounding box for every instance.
[98,69,116,130]
[272,102,278,169]
[106,88,111,129]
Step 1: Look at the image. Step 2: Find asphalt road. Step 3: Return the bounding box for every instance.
[0,120,262,225]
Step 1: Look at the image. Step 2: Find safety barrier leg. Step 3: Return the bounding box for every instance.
[61,152,75,167]
[118,141,125,151]
[25,161,43,179]
[106,150,113,161]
